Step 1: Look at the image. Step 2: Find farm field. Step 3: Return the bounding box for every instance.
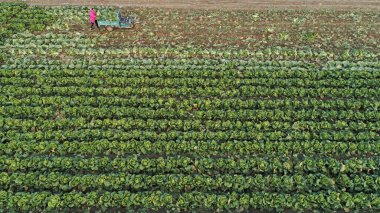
[0,1,380,212]
[22,0,380,10]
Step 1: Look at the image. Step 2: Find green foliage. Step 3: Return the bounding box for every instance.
[0,2,56,45]
[0,191,380,212]
[0,2,379,212]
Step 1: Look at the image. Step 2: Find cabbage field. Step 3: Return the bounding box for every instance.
[0,1,380,212]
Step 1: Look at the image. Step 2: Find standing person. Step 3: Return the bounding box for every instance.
[89,8,99,30]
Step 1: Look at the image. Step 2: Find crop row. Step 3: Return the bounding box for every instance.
[3,60,379,71]
[1,66,379,79]
[5,40,97,47]
[4,39,95,48]
[1,76,378,89]
[67,47,380,61]
[5,57,380,68]
[10,48,376,63]
[1,95,378,111]
[1,172,380,193]
[4,43,379,61]
[5,33,99,46]
[1,58,310,69]
[1,155,378,175]
[1,140,379,158]
[2,85,379,99]
[4,129,378,143]
[1,190,379,212]
[0,60,369,70]
[1,117,379,132]
[2,106,379,122]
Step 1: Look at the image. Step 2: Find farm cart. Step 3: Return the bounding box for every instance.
[97,10,138,31]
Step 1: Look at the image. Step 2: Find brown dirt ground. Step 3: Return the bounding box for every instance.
[19,0,380,10]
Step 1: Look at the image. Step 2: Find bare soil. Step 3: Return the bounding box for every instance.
[20,0,380,10]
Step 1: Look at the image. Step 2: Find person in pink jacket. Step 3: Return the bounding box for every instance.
[89,8,99,30]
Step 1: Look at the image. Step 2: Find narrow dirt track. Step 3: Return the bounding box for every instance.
[20,0,380,10]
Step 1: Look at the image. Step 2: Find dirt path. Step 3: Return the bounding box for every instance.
[22,0,380,10]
